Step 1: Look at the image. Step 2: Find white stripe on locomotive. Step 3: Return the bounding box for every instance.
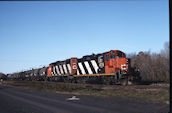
[78,62,86,75]
[84,61,93,74]
[77,69,80,75]
[91,60,99,73]
[55,66,61,75]
[63,64,68,74]
[59,65,64,74]
[53,66,56,76]
[67,64,71,74]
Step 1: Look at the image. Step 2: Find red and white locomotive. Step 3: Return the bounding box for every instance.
[47,50,140,85]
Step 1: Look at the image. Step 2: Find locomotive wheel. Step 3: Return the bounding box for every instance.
[71,78,78,83]
[127,80,133,85]
[103,80,110,85]
[120,78,128,86]
[102,77,110,85]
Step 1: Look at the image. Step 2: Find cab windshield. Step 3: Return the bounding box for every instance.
[109,51,126,58]
[117,52,126,58]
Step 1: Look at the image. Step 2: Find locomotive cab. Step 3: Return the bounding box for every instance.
[104,50,128,74]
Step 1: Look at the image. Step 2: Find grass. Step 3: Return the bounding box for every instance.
[4,80,169,104]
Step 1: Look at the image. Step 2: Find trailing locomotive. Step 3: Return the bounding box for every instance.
[9,50,141,85]
[47,50,141,85]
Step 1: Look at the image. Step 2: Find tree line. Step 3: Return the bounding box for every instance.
[127,42,169,83]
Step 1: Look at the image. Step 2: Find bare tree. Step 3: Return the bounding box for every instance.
[128,41,169,83]
[161,41,169,59]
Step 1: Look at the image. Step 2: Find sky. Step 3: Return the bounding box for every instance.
[0,0,169,74]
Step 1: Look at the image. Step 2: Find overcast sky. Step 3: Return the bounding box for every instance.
[0,0,169,74]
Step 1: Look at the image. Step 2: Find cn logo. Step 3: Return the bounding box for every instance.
[121,64,127,70]
[73,65,77,69]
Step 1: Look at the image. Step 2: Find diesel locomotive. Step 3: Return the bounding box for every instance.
[9,50,141,85]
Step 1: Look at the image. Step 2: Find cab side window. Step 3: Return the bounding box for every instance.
[110,52,115,58]
[106,55,109,61]
[123,53,126,58]
[118,52,122,58]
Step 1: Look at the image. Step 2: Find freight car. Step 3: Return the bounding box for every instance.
[9,67,48,81]
[47,50,141,85]
[27,67,48,81]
